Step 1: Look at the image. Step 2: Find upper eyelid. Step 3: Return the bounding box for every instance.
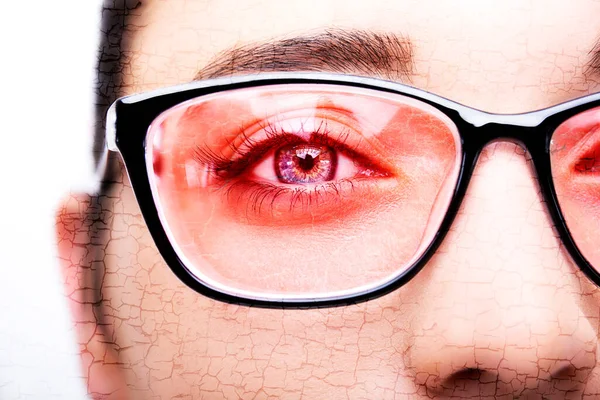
[566,126,600,164]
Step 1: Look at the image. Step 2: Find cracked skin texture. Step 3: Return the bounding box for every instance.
[56,0,600,398]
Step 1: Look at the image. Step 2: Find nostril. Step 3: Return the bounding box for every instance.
[444,367,496,382]
[423,364,590,397]
[421,368,499,397]
[443,367,498,385]
[551,361,577,379]
[447,367,483,380]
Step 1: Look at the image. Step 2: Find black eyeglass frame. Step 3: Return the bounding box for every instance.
[104,72,600,308]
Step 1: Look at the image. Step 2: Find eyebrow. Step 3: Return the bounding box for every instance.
[194,29,414,81]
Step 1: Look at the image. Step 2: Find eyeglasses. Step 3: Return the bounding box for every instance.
[103,72,600,308]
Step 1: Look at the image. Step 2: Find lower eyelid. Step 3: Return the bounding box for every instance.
[214,178,403,226]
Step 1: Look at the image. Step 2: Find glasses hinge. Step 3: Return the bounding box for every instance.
[106,101,118,152]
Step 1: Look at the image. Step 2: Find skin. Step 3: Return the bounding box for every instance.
[56,0,600,398]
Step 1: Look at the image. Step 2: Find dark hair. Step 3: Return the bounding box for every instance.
[94,0,141,168]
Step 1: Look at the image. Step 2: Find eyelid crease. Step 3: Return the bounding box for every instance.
[568,126,600,171]
[550,124,600,171]
[212,177,400,225]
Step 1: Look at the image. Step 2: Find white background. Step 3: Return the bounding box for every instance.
[0,1,100,398]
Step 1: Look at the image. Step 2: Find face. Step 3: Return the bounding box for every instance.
[57,0,600,398]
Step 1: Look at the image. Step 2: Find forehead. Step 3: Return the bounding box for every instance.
[123,0,600,112]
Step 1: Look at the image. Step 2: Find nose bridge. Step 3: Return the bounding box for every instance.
[463,142,597,368]
[446,141,557,293]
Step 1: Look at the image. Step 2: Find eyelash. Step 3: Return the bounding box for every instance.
[193,119,354,179]
[220,179,359,217]
[191,118,383,216]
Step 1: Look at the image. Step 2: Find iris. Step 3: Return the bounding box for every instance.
[275,144,336,183]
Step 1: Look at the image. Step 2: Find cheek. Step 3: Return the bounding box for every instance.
[99,180,419,396]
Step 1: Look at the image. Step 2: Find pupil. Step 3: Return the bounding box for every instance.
[296,154,316,171]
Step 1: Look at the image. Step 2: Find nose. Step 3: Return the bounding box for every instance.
[404,142,599,397]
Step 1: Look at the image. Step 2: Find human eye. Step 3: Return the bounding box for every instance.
[191,112,396,224]
[571,126,600,176]
[572,127,600,174]
[551,106,600,182]
[147,84,462,296]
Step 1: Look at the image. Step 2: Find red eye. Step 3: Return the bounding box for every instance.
[250,136,391,185]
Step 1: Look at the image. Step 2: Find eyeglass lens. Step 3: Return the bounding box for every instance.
[145,84,474,298]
